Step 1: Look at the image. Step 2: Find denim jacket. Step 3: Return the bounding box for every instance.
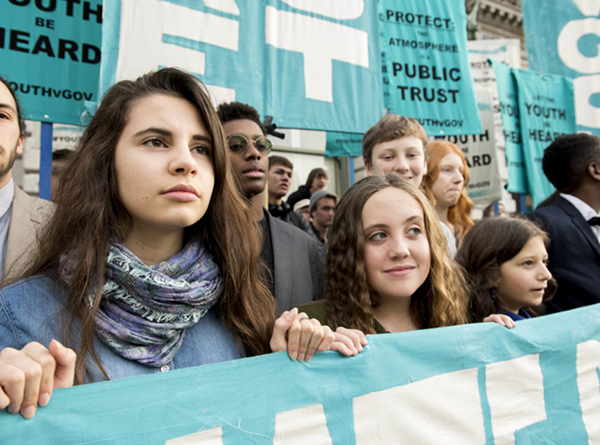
[0,276,243,382]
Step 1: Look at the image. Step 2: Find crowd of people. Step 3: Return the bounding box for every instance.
[0,68,599,421]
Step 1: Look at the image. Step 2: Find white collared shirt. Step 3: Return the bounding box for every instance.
[560,193,600,243]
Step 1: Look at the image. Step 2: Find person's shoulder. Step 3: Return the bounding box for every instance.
[0,275,65,305]
[13,186,55,220]
[271,214,317,244]
[528,197,571,228]
[0,275,67,349]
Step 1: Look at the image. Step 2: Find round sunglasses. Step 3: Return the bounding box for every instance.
[226,134,273,155]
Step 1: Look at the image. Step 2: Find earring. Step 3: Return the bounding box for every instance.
[491,289,497,301]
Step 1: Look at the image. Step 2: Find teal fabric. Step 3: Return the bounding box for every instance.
[521,0,600,137]
[2,304,600,443]
[513,69,577,207]
[379,0,481,136]
[0,1,101,125]
[324,132,363,158]
[101,0,384,133]
[492,60,528,195]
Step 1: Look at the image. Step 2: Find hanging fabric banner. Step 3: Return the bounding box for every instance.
[379,0,481,136]
[434,88,502,205]
[521,0,600,137]
[324,132,363,158]
[0,0,102,125]
[100,0,384,134]
[468,39,521,149]
[1,304,600,444]
[492,61,528,195]
[513,69,577,207]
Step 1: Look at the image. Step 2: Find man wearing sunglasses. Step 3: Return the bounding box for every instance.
[217,102,324,315]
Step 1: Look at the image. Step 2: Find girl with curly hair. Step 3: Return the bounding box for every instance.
[301,174,496,334]
[456,217,556,322]
[422,140,474,257]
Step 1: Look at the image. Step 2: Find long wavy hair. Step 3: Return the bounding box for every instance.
[456,217,556,321]
[325,174,469,334]
[16,68,275,382]
[423,140,474,240]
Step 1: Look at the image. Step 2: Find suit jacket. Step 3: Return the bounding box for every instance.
[3,186,54,281]
[266,212,324,314]
[528,197,600,312]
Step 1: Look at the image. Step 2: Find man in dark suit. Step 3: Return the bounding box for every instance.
[217,102,324,314]
[528,133,600,313]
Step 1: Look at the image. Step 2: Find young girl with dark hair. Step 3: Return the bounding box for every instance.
[0,68,361,419]
[456,217,556,322]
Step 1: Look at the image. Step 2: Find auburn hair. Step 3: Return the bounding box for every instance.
[423,140,474,240]
[14,68,275,382]
[324,174,469,333]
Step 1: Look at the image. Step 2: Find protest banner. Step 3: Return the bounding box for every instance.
[0,0,102,125]
[513,69,577,207]
[492,61,528,195]
[379,0,481,136]
[521,0,600,137]
[2,304,599,444]
[468,39,521,148]
[435,88,502,205]
[100,0,384,134]
[325,131,363,158]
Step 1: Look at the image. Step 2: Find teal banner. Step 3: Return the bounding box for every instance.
[513,70,577,207]
[101,0,383,134]
[492,61,528,195]
[2,304,600,444]
[324,132,363,158]
[0,0,102,125]
[380,0,481,136]
[521,0,600,137]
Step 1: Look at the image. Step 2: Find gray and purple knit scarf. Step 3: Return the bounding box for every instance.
[90,240,223,367]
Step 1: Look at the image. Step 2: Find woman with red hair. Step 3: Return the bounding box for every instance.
[423,141,474,257]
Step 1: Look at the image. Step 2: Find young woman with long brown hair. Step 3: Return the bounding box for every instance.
[301,174,513,334]
[302,174,467,333]
[0,68,360,419]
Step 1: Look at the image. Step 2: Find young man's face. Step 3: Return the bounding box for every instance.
[366,136,427,188]
[0,82,23,179]
[268,164,292,201]
[222,119,269,197]
[311,197,336,230]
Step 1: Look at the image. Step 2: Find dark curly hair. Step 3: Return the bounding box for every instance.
[456,217,556,321]
[324,174,469,333]
[542,133,600,193]
[216,101,266,136]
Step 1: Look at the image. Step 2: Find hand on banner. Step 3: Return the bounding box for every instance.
[483,314,517,329]
[332,327,368,357]
[270,308,367,362]
[0,339,76,419]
